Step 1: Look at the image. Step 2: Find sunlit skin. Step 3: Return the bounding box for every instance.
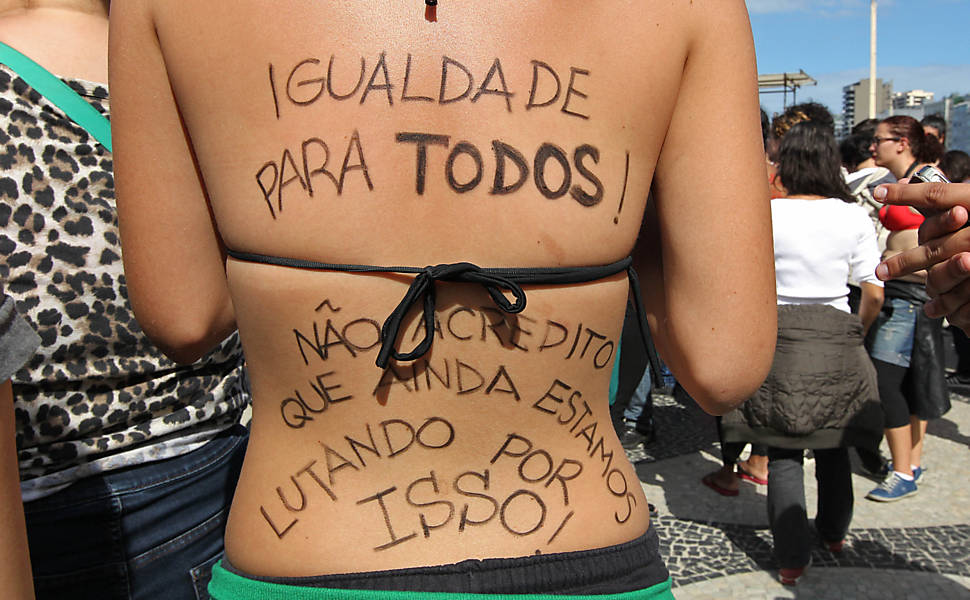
[0,0,107,81]
[876,182,970,329]
[870,123,908,178]
[110,0,777,580]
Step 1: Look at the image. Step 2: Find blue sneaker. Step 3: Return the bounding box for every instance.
[866,473,918,502]
[887,462,923,483]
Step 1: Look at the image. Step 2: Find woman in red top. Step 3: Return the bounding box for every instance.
[864,116,949,503]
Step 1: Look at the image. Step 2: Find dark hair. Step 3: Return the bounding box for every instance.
[923,132,945,164]
[840,133,874,169]
[760,108,770,150]
[940,150,970,183]
[921,113,947,142]
[882,115,935,164]
[777,121,854,202]
[771,102,834,139]
[851,118,880,140]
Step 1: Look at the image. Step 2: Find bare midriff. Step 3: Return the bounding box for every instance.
[223,265,648,577]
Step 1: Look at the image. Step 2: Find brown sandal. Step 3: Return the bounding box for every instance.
[702,473,739,497]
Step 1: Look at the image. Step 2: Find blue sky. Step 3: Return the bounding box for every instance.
[747,0,970,118]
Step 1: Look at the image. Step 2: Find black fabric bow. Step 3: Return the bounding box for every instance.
[376,262,526,368]
[224,250,647,375]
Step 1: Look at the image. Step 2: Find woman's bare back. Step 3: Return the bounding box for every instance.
[110,0,776,578]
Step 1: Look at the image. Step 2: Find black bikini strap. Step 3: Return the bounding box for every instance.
[903,160,920,180]
[625,265,664,386]
[226,249,634,368]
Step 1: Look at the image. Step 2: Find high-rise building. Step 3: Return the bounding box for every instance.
[947,99,970,155]
[893,89,934,109]
[842,78,892,129]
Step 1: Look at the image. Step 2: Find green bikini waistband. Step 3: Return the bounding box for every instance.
[208,561,675,600]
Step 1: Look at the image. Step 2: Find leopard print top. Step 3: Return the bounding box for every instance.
[0,65,249,500]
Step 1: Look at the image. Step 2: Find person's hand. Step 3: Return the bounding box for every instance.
[875,182,970,329]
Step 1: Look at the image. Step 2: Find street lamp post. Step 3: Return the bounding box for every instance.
[869,0,877,119]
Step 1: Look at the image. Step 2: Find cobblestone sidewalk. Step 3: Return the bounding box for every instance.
[626,390,970,599]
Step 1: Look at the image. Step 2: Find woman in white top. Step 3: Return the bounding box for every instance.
[723,121,884,586]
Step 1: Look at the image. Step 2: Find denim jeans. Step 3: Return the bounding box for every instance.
[623,367,652,423]
[24,424,248,600]
[767,446,853,569]
[868,297,917,368]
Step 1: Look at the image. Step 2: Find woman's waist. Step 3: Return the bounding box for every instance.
[776,294,850,313]
[217,525,667,595]
[226,399,649,577]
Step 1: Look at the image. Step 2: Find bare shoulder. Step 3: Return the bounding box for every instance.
[0,9,108,82]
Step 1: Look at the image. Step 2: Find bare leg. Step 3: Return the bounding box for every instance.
[884,425,914,477]
[909,417,928,468]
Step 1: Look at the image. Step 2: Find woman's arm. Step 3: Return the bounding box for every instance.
[109,0,236,364]
[635,0,776,415]
[0,381,34,600]
[858,283,884,335]
[0,295,39,599]
[849,206,884,335]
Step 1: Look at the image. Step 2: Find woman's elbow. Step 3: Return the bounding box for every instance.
[154,339,216,366]
[125,281,237,364]
[686,370,770,416]
[134,311,236,365]
[680,331,776,416]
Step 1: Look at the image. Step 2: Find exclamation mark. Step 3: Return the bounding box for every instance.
[614,151,630,225]
[546,510,575,545]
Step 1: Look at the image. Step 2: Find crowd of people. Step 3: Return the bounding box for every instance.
[2,1,968,599]
[613,101,970,585]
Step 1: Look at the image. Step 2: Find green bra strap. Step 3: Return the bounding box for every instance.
[0,41,112,152]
